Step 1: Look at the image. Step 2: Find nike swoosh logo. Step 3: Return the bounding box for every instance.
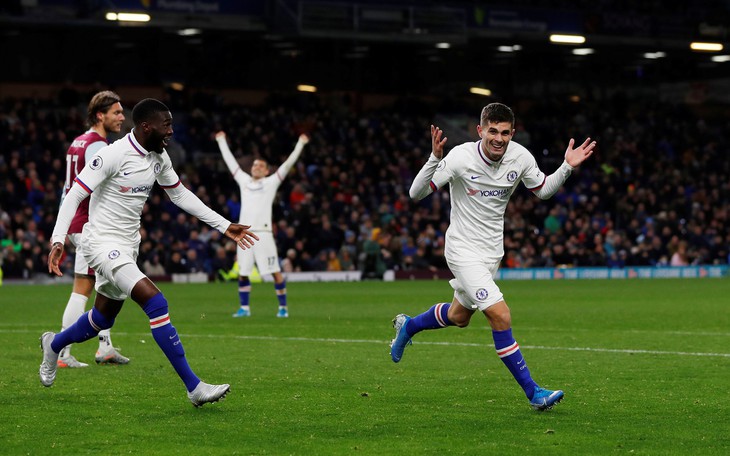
[517,359,524,365]
[470,175,479,180]
[169,333,177,339]
[123,171,132,176]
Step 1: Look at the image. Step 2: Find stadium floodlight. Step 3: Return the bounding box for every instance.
[297,84,317,93]
[549,34,586,44]
[435,42,451,49]
[469,87,492,96]
[643,51,666,59]
[572,48,594,55]
[105,12,151,22]
[177,28,201,36]
[498,45,522,53]
[711,55,730,62]
[690,42,723,51]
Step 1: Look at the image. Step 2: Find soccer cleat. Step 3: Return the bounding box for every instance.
[95,347,130,365]
[390,314,413,363]
[232,307,250,318]
[277,307,289,318]
[39,332,59,387]
[529,387,564,411]
[187,381,231,407]
[57,354,89,368]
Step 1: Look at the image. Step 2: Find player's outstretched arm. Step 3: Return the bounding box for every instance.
[532,137,597,200]
[224,223,259,250]
[564,137,596,167]
[48,242,65,277]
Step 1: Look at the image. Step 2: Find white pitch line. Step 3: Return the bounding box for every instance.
[188,334,730,358]
[7,328,729,358]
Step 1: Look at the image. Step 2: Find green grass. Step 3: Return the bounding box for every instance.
[1,278,729,455]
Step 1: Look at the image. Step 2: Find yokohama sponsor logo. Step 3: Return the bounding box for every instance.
[467,188,510,197]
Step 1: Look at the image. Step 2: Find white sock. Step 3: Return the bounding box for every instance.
[98,329,113,351]
[59,292,87,358]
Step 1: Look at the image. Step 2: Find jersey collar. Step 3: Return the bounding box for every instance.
[127,129,149,157]
[476,140,499,167]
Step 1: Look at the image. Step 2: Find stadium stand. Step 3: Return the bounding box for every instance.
[1,1,729,280]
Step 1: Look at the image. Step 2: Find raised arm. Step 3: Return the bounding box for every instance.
[275,134,309,180]
[532,137,596,200]
[409,125,448,201]
[215,131,249,185]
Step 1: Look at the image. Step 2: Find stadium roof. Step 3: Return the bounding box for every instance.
[2,0,730,98]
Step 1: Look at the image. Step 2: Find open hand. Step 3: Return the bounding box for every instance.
[431,125,448,159]
[225,223,259,250]
[564,137,596,167]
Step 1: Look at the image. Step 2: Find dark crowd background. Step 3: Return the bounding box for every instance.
[1,87,728,281]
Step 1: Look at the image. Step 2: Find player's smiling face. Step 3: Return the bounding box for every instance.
[251,159,269,179]
[477,121,514,162]
[143,110,173,152]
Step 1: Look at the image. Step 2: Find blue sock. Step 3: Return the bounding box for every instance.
[493,328,538,399]
[275,280,287,307]
[143,292,200,392]
[238,278,251,308]
[51,308,113,353]
[405,303,454,337]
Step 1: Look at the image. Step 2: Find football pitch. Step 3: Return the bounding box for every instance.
[1,278,728,455]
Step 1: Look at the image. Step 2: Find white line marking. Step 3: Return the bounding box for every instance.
[8,328,730,358]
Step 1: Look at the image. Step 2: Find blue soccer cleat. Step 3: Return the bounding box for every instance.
[390,314,412,363]
[529,386,564,411]
[232,307,250,318]
[277,307,289,318]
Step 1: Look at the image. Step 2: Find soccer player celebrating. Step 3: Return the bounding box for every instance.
[42,98,259,407]
[56,90,129,368]
[390,103,595,411]
[215,131,309,318]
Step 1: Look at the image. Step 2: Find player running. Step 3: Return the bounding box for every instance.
[42,98,258,407]
[390,103,595,411]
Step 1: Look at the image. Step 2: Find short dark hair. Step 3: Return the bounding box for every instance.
[86,91,121,127]
[132,98,170,124]
[480,103,515,128]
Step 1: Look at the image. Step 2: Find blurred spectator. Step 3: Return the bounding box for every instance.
[1,90,729,279]
[143,253,167,277]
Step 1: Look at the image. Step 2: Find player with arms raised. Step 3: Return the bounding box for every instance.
[56,90,129,368]
[216,131,309,318]
[41,99,259,407]
[390,103,596,411]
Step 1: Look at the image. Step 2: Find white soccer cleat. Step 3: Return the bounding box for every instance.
[95,347,130,365]
[57,354,89,368]
[187,381,231,407]
[39,332,59,387]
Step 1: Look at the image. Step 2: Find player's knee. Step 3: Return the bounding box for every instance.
[91,307,115,330]
[485,301,512,329]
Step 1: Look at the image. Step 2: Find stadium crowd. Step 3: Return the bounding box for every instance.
[1,88,728,280]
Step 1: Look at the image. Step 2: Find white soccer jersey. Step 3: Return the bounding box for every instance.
[217,136,304,232]
[418,139,547,261]
[52,131,230,248]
